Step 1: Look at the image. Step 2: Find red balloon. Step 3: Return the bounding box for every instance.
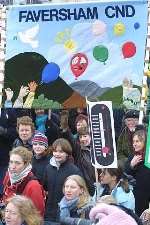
[122,41,136,59]
[70,53,88,79]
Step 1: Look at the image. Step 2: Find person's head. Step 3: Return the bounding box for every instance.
[35,109,45,115]
[52,138,72,163]
[89,203,140,225]
[132,129,146,153]
[124,110,139,131]
[63,175,90,208]
[32,132,48,156]
[100,167,129,192]
[75,114,88,133]
[78,126,91,147]
[96,195,117,205]
[5,195,42,225]
[17,116,35,143]
[9,147,32,174]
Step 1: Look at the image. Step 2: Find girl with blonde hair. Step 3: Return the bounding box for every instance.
[58,175,93,223]
[4,195,42,225]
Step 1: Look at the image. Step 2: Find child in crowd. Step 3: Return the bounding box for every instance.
[73,127,96,196]
[32,132,50,184]
[43,138,82,222]
[94,167,135,211]
[125,129,150,216]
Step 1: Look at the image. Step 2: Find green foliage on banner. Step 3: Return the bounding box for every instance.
[32,94,62,109]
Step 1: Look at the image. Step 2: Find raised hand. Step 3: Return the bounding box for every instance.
[28,81,38,93]
[18,85,29,98]
[130,155,143,168]
[5,88,13,101]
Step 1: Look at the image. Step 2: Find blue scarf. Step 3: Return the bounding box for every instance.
[36,114,48,134]
[59,196,79,219]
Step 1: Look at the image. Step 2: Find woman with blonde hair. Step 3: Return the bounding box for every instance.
[58,175,93,223]
[2,146,45,216]
[4,195,42,225]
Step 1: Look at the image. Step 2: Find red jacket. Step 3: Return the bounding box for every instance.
[3,172,45,216]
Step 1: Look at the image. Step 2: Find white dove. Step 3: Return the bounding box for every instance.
[18,24,39,48]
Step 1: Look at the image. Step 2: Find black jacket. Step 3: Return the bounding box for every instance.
[43,159,82,221]
[125,154,150,192]
[0,109,17,166]
[32,154,50,184]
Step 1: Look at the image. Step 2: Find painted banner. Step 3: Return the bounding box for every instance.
[87,100,117,168]
[3,0,148,109]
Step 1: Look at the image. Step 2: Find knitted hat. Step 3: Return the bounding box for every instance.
[32,132,48,148]
[124,110,139,120]
[89,203,141,225]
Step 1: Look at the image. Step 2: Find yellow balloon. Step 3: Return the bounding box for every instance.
[64,39,76,52]
[113,22,125,36]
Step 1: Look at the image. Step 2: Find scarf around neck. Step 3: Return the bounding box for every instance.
[59,196,79,219]
[9,163,32,185]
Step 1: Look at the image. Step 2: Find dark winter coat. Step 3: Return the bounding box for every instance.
[60,130,95,196]
[32,154,50,184]
[0,109,18,166]
[43,157,82,221]
[13,137,33,150]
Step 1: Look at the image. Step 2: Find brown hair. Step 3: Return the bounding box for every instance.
[133,129,147,144]
[6,195,42,225]
[75,114,88,127]
[10,147,33,165]
[17,116,35,132]
[52,138,72,155]
[103,167,130,193]
[78,126,90,136]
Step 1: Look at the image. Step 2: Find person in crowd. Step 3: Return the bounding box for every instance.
[32,132,50,184]
[59,112,95,196]
[72,114,88,141]
[3,195,42,225]
[117,110,139,167]
[45,109,60,146]
[32,109,60,145]
[125,129,150,216]
[13,116,35,150]
[74,127,95,196]
[35,109,48,134]
[89,203,143,225]
[94,167,135,211]
[2,147,45,216]
[0,109,18,196]
[58,175,93,224]
[140,208,150,225]
[43,138,82,222]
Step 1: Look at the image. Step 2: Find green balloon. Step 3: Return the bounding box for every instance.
[93,45,109,63]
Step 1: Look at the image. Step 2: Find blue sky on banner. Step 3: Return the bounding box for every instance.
[5,0,147,88]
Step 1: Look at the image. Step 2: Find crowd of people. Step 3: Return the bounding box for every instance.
[0,107,150,225]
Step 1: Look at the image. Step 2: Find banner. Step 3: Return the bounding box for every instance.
[3,0,148,109]
[87,100,117,168]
